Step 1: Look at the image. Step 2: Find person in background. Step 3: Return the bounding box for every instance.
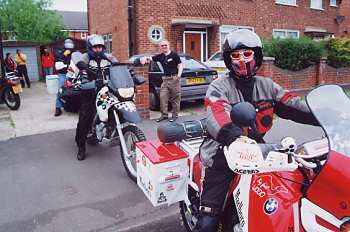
[41,47,54,78]
[140,39,183,122]
[4,53,16,73]
[54,39,75,117]
[15,49,31,88]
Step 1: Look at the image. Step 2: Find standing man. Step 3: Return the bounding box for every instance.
[41,47,54,77]
[15,49,31,88]
[54,39,75,117]
[141,40,183,122]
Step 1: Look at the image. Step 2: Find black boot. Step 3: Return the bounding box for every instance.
[54,108,62,117]
[77,146,86,161]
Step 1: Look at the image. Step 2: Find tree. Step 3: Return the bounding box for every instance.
[0,0,67,43]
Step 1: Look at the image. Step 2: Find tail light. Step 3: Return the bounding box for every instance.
[341,221,350,232]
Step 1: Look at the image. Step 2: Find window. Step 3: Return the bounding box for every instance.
[148,25,165,44]
[273,29,299,39]
[81,32,87,39]
[310,0,323,9]
[103,33,112,54]
[330,0,337,7]
[219,25,254,48]
[275,0,297,6]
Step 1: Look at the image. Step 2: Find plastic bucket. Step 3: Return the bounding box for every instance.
[46,75,59,94]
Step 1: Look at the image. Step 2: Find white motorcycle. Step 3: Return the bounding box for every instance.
[73,52,146,182]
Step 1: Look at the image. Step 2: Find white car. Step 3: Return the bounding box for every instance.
[204,51,228,78]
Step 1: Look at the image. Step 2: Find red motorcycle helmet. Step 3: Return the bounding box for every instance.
[222,29,263,79]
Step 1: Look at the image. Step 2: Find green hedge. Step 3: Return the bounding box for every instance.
[263,38,323,71]
[325,38,350,68]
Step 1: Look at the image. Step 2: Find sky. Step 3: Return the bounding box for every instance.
[50,0,87,12]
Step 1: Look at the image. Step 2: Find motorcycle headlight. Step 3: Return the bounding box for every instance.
[118,87,134,99]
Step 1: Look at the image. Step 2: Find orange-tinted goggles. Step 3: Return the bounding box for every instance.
[230,49,254,60]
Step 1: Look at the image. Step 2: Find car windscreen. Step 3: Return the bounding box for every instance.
[209,52,223,61]
[181,56,207,70]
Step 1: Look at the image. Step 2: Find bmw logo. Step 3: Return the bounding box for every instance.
[264,198,278,215]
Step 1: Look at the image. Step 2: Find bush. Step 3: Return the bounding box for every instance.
[263,38,323,71]
[325,38,350,68]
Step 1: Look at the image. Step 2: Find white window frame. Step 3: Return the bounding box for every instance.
[219,25,255,50]
[103,33,112,54]
[80,32,87,39]
[310,0,323,10]
[275,0,297,7]
[147,25,165,44]
[273,29,300,39]
[329,0,337,7]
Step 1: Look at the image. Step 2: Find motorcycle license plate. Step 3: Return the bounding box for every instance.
[12,84,22,94]
[186,77,206,85]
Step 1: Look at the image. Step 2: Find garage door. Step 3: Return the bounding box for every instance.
[4,46,40,81]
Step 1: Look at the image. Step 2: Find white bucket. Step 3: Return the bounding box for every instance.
[46,75,59,95]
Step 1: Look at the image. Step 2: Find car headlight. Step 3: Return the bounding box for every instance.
[118,87,135,98]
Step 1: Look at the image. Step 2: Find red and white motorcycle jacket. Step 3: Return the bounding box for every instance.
[200,74,318,167]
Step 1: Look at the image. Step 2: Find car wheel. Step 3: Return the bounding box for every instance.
[149,89,160,111]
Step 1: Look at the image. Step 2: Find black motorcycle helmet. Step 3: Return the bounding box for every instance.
[222,29,263,79]
[87,34,107,60]
[230,102,256,128]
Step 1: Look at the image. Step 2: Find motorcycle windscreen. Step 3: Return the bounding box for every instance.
[107,65,134,92]
[306,84,350,218]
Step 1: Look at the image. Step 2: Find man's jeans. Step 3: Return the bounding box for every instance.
[55,74,66,108]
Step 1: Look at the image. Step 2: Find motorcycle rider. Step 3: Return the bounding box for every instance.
[54,39,75,116]
[75,34,117,161]
[195,29,319,231]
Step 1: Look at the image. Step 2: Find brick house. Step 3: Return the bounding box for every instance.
[58,11,89,40]
[88,0,349,62]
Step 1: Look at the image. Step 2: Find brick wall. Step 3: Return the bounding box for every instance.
[88,0,130,61]
[133,66,150,119]
[257,58,350,91]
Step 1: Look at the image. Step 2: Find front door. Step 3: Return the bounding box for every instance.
[184,33,201,61]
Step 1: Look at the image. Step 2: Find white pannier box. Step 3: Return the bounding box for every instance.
[136,140,189,207]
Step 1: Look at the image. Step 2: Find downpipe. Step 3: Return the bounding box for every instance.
[113,110,131,158]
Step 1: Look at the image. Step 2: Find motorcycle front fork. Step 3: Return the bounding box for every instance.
[113,110,131,158]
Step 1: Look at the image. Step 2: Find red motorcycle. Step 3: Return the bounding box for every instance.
[136,84,350,232]
[0,71,22,110]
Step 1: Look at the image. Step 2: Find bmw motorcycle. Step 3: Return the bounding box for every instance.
[139,84,350,231]
[72,52,146,182]
[0,71,22,110]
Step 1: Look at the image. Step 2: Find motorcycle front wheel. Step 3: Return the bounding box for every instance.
[120,125,146,183]
[4,88,20,110]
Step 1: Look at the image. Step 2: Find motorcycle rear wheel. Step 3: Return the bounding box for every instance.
[4,88,20,110]
[120,125,146,183]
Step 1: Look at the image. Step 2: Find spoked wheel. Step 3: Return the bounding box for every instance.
[4,88,20,110]
[180,187,201,232]
[120,125,146,182]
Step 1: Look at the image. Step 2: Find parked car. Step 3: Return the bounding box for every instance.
[204,51,227,78]
[130,53,218,110]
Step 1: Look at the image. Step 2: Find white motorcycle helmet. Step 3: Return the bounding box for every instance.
[64,39,74,49]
